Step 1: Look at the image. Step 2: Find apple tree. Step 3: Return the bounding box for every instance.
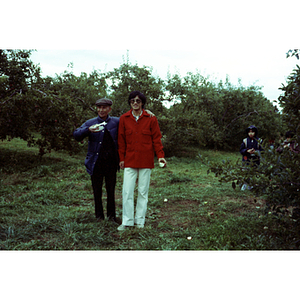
[164,71,283,152]
[105,59,166,116]
[0,49,108,155]
[30,68,108,155]
[0,49,41,143]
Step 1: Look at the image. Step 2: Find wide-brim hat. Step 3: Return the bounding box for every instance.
[95,98,113,106]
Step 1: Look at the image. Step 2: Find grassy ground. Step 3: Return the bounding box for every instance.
[1,138,299,250]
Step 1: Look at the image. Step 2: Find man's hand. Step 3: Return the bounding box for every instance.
[145,109,155,117]
[119,161,125,169]
[158,158,167,167]
[89,122,107,133]
[247,148,255,154]
[89,126,99,133]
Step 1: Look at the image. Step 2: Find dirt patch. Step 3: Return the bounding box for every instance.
[150,196,268,229]
[220,196,265,206]
[155,199,200,228]
[213,196,267,216]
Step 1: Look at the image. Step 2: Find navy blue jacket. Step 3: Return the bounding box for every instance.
[73,115,119,175]
[240,125,262,165]
[240,137,262,165]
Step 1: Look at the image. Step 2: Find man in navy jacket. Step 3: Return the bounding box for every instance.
[73,98,120,223]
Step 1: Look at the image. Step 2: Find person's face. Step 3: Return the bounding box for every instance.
[96,105,111,120]
[248,129,255,138]
[130,96,143,112]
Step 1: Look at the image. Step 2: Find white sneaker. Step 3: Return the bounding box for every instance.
[117,225,128,231]
[136,224,144,229]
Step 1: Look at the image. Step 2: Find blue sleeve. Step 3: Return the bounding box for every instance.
[73,121,91,141]
[240,142,247,155]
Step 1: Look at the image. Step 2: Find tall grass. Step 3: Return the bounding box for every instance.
[1,139,299,250]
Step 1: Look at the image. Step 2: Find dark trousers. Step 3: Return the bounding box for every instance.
[91,161,117,220]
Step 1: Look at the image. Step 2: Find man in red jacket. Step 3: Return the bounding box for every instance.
[117,91,167,230]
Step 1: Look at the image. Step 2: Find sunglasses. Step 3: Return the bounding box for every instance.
[130,99,142,104]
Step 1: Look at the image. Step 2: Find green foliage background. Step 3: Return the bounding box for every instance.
[0,49,285,156]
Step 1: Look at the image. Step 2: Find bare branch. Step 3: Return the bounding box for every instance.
[225,110,259,128]
[1,91,17,105]
[77,98,96,113]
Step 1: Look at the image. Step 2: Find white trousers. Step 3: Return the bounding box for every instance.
[122,168,152,226]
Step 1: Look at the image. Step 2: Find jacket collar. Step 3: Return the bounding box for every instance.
[97,115,111,123]
[124,109,149,118]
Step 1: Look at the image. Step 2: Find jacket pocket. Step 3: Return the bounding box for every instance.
[142,130,152,144]
[125,129,133,144]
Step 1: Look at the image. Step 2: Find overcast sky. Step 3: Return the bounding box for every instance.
[2,0,299,104]
[30,48,298,102]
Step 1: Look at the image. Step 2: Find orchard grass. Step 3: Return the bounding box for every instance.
[1,139,299,250]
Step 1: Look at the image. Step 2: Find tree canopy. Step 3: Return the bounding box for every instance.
[0,49,294,157]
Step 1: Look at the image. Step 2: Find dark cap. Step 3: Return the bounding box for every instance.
[246,125,258,136]
[95,98,113,106]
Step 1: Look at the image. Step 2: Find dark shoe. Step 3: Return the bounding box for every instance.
[109,216,122,225]
[96,217,104,222]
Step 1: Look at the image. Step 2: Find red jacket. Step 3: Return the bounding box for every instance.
[118,109,165,169]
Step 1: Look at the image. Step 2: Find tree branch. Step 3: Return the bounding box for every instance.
[225,110,259,128]
[77,98,96,113]
[0,91,17,105]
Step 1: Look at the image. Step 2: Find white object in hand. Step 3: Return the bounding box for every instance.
[90,121,107,132]
[159,162,165,168]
